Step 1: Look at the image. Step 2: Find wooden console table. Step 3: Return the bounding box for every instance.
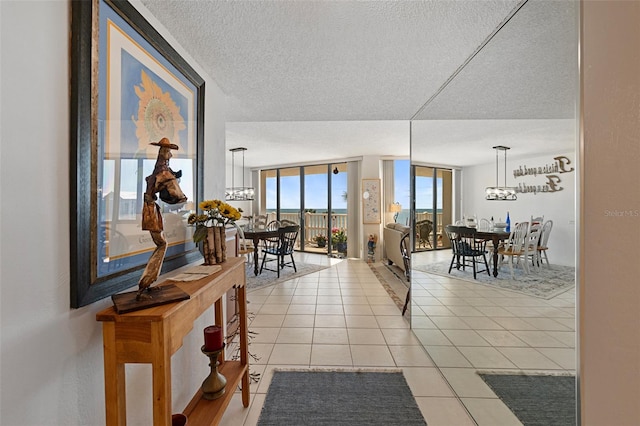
[96,257,249,426]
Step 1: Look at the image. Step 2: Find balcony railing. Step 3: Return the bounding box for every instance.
[251,211,445,252]
[415,211,444,235]
[260,211,348,249]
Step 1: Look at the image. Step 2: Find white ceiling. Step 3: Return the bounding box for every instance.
[140,0,579,169]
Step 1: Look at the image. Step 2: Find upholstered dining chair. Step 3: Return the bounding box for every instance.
[497,221,530,278]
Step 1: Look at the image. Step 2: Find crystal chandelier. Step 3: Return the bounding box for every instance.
[225,147,255,201]
[485,145,517,201]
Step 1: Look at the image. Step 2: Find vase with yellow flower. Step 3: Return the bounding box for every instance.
[188,200,241,265]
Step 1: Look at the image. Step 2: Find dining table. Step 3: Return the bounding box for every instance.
[243,225,298,276]
[474,229,511,277]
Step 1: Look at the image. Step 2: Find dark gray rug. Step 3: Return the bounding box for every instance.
[479,373,576,426]
[414,260,575,299]
[257,370,426,425]
[246,262,328,291]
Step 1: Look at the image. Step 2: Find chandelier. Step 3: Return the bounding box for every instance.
[485,145,517,201]
[225,147,255,201]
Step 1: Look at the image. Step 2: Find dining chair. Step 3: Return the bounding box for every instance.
[444,225,490,279]
[525,222,543,269]
[254,214,268,230]
[400,233,411,316]
[478,218,491,231]
[536,220,554,267]
[416,219,433,248]
[497,221,530,278]
[265,220,281,231]
[234,225,255,266]
[530,215,545,225]
[476,218,495,266]
[259,225,300,277]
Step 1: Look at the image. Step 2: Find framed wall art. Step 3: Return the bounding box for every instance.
[70,0,205,308]
[362,178,381,224]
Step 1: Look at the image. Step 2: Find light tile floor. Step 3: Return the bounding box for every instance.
[220,250,576,426]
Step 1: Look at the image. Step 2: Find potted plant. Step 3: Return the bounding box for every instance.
[314,234,327,248]
[331,227,347,253]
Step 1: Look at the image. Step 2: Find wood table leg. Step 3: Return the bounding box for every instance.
[238,285,250,407]
[151,323,172,426]
[103,323,126,426]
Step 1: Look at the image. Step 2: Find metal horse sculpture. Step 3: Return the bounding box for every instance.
[136,138,187,300]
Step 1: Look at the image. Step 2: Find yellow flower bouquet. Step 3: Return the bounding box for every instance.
[187,199,242,243]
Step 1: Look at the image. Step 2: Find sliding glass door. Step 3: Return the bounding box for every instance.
[260,162,348,254]
[414,165,452,250]
[304,165,329,253]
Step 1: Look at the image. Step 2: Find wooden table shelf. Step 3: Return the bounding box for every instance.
[183,360,247,425]
[96,257,249,426]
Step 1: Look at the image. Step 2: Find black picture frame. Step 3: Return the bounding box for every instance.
[70,0,205,308]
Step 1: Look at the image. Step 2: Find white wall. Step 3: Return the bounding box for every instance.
[461,151,576,266]
[0,1,227,424]
[360,156,383,260]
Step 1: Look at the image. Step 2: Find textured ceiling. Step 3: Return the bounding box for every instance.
[140,0,578,168]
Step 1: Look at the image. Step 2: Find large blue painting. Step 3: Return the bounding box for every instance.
[70,0,205,307]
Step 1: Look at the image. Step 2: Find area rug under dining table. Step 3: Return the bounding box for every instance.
[413,260,575,299]
[257,370,426,425]
[246,262,329,291]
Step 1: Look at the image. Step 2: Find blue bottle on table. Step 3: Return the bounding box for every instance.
[506,212,511,233]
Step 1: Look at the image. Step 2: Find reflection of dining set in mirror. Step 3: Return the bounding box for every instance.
[444,215,553,280]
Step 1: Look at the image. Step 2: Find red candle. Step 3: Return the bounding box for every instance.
[204,325,223,351]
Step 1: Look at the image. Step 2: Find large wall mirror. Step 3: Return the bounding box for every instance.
[409,0,579,420]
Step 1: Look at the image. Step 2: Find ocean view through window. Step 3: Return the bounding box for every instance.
[260,163,348,254]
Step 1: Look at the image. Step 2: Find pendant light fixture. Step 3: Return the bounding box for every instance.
[485,145,517,201]
[225,147,255,201]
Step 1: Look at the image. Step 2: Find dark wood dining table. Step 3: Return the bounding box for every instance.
[475,230,511,277]
[243,225,298,276]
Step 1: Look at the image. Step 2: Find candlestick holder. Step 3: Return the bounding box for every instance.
[201,344,227,400]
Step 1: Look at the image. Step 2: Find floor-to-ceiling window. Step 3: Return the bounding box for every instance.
[260,162,348,254]
[414,165,452,250]
[304,165,329,253]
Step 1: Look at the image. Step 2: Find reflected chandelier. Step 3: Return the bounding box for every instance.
[225,147,255,201]
[485,145,517,201]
